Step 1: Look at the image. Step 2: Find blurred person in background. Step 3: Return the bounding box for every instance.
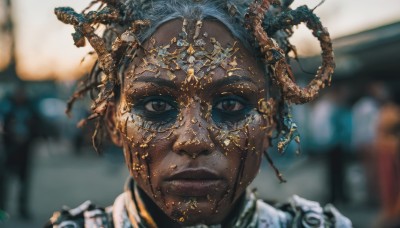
[0,84,40,219]
[327,85,352,204]
[351,82,389,205]
[375,89,400,227]
[309,85,352,204]
[352,83,388,150]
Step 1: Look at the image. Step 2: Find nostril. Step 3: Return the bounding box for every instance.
[176,149,187,156]
[190,150,210,159]
[176,149,211,158]
[202,149,212,156]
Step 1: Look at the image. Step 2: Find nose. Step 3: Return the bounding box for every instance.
[172,107,214,158]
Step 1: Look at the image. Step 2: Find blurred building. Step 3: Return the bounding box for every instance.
[294,20,400,87]
[291,20,400,149]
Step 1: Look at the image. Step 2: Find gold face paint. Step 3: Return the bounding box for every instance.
[134,22,241,93]
[116,19,275,225]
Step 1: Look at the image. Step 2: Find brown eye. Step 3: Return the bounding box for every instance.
[145,100,172,112]
[216,100,244,112]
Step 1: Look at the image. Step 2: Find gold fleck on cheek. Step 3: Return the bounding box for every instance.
[141,152,149,159]
[140,143,148,148]
[223,139,231,146]
[191,117,198,124]
[167,71,176,80]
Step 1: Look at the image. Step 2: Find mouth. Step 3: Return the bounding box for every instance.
[164,168,226,197]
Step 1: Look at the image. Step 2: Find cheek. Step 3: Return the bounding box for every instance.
[244,113,272,174]
[209,112,269,197]
[210,111,271,156]
[118,113,172,194]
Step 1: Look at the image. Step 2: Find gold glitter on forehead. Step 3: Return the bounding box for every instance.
[134,19,241,85]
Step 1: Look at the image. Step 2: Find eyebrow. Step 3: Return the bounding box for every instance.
[132,76,178,89]
[208,75,258,91]
[130,75,258,92]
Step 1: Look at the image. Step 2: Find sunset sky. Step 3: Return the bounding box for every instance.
[2,0,400,81]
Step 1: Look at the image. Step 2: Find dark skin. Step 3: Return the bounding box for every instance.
[109,19,274,226]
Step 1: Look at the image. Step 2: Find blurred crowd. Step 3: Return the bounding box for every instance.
[294,81,400,226]
[0,81,92,220]
[0,80,399,227]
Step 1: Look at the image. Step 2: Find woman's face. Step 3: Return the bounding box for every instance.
[113,19,274,225]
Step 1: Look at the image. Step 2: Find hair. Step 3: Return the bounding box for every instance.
[55,0,334,182]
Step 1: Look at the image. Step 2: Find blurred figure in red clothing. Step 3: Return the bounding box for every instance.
[375,90,400,227]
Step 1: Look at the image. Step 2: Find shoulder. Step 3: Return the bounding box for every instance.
[45,201,113,228]
[256,195,352,228]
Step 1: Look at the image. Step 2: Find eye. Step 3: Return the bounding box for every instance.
[132,96,178,130]
[212,95,251,126]
[215,99,244,112]
[144,100,173,113]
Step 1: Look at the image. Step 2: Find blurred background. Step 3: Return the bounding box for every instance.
[0,0,399,227]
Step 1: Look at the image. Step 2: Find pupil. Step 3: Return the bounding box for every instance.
[152,101,166,112]
[222,100,236,111]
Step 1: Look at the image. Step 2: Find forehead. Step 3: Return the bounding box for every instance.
[125,18,265,89]
[149,19,237,48]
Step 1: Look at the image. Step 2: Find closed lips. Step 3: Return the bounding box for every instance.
[166,168,222,181]
[164,168,226,197]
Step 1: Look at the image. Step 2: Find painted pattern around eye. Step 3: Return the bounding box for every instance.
[211,95,252,127]
[131,96,178,130]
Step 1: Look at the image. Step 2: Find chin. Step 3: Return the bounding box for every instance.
[162,194,232,226]
[173,209,219,226]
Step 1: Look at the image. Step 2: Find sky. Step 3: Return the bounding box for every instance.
[2,0,400,81]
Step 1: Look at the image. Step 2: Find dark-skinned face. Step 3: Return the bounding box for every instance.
[112,19,275,226]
